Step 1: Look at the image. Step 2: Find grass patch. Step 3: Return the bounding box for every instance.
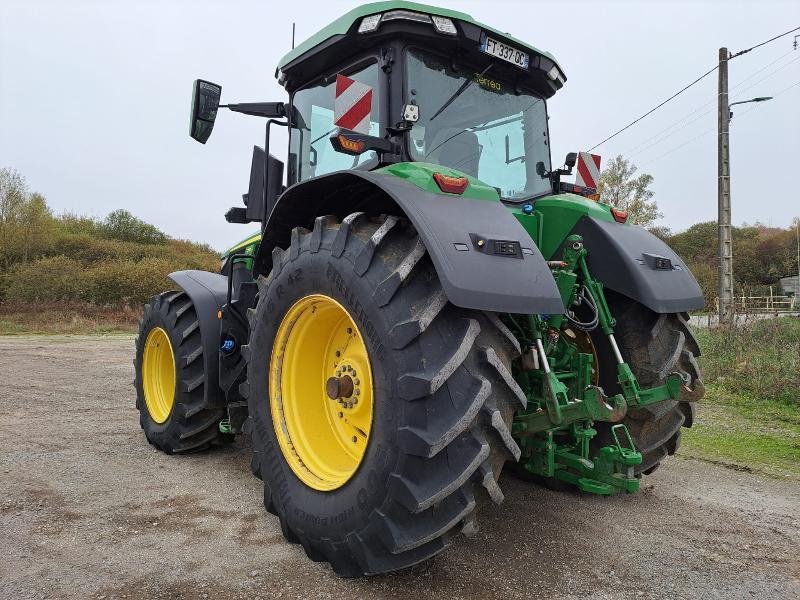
[693,316,800,405]
[679,386,800,479]
[680,316,800,479]
[0,302,138,335]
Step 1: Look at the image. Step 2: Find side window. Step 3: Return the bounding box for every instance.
[289,62,381,183]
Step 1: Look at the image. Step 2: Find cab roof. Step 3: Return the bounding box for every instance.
[276,1,565,94]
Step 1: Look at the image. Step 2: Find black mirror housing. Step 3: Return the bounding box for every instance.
[190,79,222,144]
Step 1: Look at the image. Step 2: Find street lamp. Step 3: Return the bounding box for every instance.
[716,52,773,326]
[729,96,773,120]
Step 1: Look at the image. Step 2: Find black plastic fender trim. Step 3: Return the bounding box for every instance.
[361,172,563,315]
[167,270,228,407]
[564,216,704,314]
[256,169,563,315]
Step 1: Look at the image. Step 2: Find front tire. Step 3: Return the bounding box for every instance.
[134,291,228,453]
[242,214,524,576]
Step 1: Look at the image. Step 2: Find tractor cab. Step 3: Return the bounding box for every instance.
[278,2,566,200]
[192,1,570,225]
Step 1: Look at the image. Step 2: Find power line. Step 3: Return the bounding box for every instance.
[731,49,796,89]
[639,78,800,167]
[624,53,800,158]
[588,26,799,152]
[587,64,718,151]
[629,108,714,156]
[730,53,800,100]
[731,25,800,57]
[618,50,797,157]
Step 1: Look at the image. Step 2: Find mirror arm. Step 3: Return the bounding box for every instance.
[222,102,286,119]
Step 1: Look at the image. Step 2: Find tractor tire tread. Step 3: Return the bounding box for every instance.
[244,214,521,576]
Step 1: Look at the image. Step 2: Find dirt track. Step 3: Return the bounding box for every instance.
[1,335,798,600]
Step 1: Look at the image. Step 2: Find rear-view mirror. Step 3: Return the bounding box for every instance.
[190,79,222,144]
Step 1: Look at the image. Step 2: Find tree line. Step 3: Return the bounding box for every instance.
[2,163,797,309]
[0,167,219,305]
[597,155,798,304]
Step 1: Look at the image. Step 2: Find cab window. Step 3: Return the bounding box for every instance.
[289,62,381,183]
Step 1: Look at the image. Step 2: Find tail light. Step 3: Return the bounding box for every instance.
[610,207,629,223]
[433,172,468,195]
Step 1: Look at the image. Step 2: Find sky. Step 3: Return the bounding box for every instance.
[1,0,798,251]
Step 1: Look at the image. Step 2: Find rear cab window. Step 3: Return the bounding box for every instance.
[288,61,381,183]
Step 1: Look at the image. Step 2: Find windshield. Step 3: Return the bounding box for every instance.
[405,48,552,200]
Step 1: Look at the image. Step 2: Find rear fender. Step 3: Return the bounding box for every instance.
[565,216,704,313]
[167,270,227,407]
[254,170,563,314]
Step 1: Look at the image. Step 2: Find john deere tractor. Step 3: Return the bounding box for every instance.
[135,1,704,577]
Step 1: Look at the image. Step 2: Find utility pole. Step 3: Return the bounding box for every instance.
[796,217,800,300]
[717,47,734,325]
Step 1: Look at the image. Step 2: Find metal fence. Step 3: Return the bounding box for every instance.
[712,295,797,314]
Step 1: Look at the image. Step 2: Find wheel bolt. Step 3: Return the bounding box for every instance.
[351,436,357,443]
[338,412,343,418]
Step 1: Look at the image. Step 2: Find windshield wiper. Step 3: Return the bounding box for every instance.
[429,64,493,122]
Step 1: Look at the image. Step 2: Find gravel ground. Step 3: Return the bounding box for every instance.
[1,335,798,600]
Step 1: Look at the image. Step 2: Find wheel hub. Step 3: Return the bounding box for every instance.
[269,294,374,492]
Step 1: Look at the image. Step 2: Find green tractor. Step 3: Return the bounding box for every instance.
[135,1,704,577]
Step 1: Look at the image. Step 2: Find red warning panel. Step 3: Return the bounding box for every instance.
[575,152,601,189]
[334,74,373,135]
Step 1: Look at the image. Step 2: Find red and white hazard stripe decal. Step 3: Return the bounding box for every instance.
[334,74,373,135]
[575,152,601,189]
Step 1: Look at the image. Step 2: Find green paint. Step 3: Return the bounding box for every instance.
[377,162,500,201]
[277,1,562,74]
[512,194,616,260]
[221,232,261,260]
[507,235,684,495]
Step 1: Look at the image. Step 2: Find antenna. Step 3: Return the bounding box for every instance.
[292,22,296,49]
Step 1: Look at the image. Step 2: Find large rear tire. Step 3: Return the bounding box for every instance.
[242,213,524,577]
[593,293,704,475]
[134,291,228,453]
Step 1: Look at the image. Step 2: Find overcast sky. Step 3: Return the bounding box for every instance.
[1,0,798,250]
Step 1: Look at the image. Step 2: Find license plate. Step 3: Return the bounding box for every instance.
[480,34,529,69]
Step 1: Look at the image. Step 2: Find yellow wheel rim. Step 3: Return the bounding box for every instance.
[142,326,176,424]
[269,294,374,491]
